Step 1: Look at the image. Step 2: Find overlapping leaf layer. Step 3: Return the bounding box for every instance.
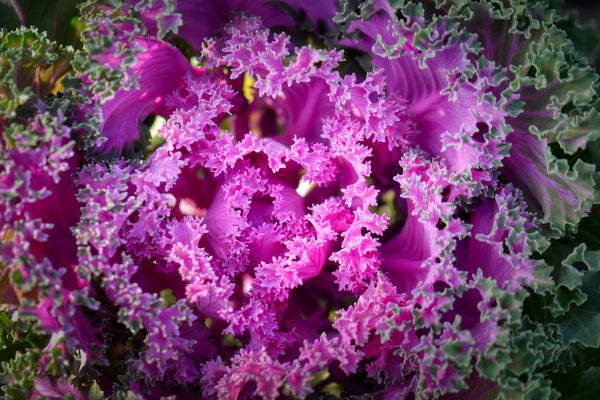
[1,0,600,399]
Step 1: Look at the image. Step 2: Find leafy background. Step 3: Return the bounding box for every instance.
[2,0,600,399]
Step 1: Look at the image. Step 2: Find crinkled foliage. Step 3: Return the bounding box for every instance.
[2,0,600,399]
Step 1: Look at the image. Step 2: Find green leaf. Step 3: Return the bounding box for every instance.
[0,0,81,46]
[564,366,600,400]
[0,27,73,117]
[88,381,106,400]
[559,271,600,347]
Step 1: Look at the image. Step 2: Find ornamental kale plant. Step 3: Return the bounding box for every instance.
[2,0,600,398]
